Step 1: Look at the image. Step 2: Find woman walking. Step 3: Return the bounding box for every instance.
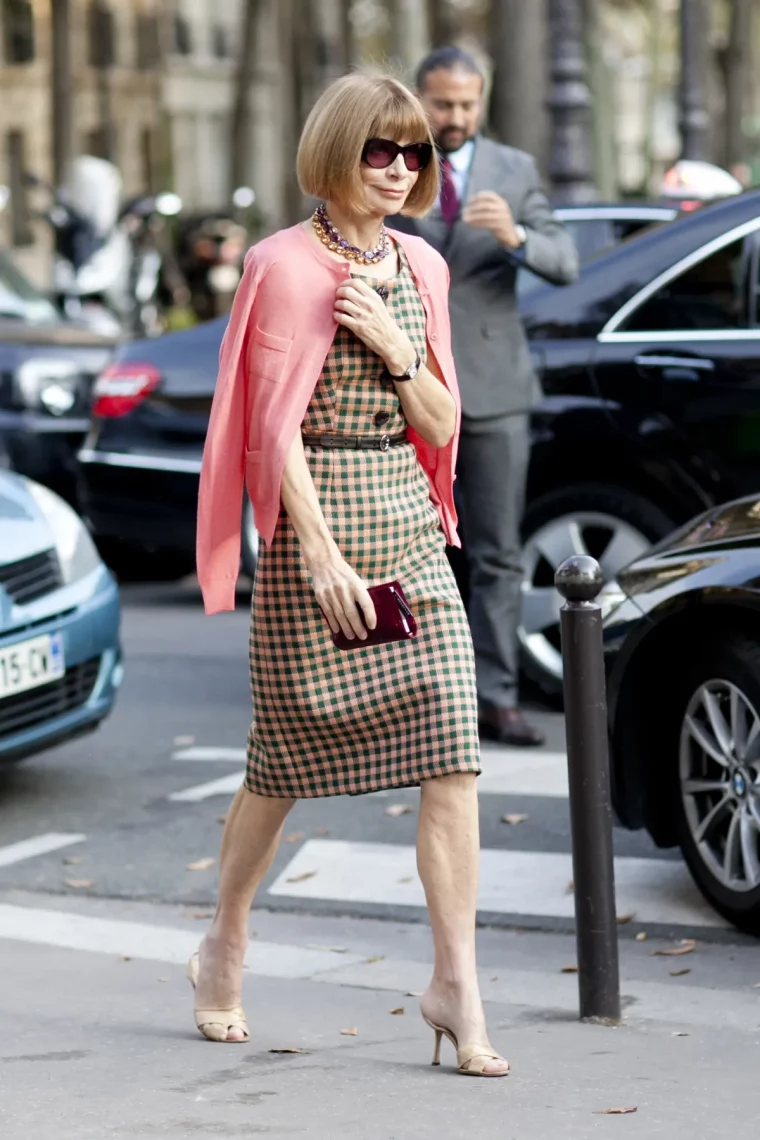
[192,71,509,1077]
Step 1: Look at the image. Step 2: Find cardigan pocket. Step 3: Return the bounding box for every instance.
[251,325,292,383]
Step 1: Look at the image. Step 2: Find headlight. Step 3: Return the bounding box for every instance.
[15,358,81,415]
[23,479,102,584]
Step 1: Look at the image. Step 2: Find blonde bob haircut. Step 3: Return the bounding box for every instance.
[297,71,439,218]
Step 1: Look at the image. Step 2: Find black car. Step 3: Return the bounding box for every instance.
[604,492,760,933]
[0,249,115,505]
[79,192,758,688]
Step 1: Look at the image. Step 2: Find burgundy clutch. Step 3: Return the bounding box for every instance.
[331,580,418,651]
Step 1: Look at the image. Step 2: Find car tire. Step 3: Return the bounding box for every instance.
[668,634,760,935]
[520,484,674,697]
[240,497,259,580]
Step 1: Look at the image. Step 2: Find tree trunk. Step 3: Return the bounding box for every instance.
[229,0,266,197]
[427,0,455,46]
[489,0,548,171]
[582,0,616,198]
[389,0,430,77]
[341,0,361,68]
[50,0,74,184]
[723,0,754,170]
[679,0,710,160]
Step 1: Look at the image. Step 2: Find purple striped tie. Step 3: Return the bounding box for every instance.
[439,157,459,227]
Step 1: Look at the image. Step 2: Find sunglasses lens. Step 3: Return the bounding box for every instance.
[364,140,397,168]
[404,144,432,172]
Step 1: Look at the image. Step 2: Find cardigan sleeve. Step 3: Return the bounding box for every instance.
[196,250,261,614]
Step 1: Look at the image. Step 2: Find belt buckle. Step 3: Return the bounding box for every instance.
[380,434,391,452]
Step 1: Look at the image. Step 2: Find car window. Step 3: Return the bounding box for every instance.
[621,237,748,332]
[0,251,60,324]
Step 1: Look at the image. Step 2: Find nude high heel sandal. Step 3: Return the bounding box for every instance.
[187,950,250,1043]
[423,1014,510,1077]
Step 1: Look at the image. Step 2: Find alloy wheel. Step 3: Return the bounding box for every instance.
[679,680,760,892]
[519,511,649,682]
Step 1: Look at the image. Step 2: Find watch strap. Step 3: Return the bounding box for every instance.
[384,352,421,383]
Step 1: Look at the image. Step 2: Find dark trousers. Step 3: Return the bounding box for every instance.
[454,413,529,711]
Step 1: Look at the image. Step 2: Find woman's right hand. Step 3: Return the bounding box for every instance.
[306,552,377,641]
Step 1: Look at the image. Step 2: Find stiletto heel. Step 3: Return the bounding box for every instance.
[422,1013,509,1077]
[187,950,250,1044]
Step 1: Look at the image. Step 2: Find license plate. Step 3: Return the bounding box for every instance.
[0,633,65,700]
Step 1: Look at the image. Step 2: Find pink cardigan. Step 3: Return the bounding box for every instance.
[196,223,462,615]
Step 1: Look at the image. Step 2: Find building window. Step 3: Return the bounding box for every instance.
[136,14,160,70]
[141,127,157,192]
[211,23,228,59]
[84,125,117,163]
[87,1,115,69]
[6,130,33,246]
[173,14,193,55]
[3,0,35,64]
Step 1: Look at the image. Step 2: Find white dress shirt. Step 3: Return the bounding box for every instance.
[444,138,475,202]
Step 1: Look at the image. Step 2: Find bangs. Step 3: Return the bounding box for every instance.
[368,93,432,146]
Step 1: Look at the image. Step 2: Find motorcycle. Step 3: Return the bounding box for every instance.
[25,155,184,337]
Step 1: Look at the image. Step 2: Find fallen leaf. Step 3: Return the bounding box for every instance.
[652,939,696,957]
[365,955,385,964]
[561,965,578,974]
[186,857,215,872]
[593,1107,637,1116]
[396,876,414,883]
[284,832,305,844]
[636,932,648,942]
[669,968,691,977]
[671,1031,690,1037]
[565,879,574,894]
[315,827,331,836]
[269,1046,309,1054]
[385,804,414,817]
[62,855,83,865]
[501,813,529,825]
[157,977,169,983]
[306,944,347,954]
[340,1027,358,1036]
[217,815,228,825]
[185,911,213,920]
[119,955,132,962]
[405,991,423,997]
[286,870,317,883]
[389,1007,405,1015]
[616,913,635,925]
[65,878,93,889]
[174,735,195,745]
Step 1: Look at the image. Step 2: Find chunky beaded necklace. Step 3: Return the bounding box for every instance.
[312,203,390,265]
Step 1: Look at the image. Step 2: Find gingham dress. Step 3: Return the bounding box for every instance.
[246,246,481,797]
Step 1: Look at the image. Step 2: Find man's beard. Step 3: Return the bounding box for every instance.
[437,126,472,153]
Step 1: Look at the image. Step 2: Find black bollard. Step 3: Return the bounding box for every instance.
[555,554,621,1024]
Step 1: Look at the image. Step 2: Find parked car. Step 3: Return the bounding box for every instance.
[517,201,679,296]
[603,492,760,934]
[79,190,760,692]
[0,469,122,763]
[0,248,116,507]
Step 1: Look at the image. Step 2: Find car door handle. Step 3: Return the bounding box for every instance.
[633,354,715,372]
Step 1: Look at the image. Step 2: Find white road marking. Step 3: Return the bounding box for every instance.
[0,902,753,1030]
[0,833,86,868]
[172,747,247,762]
[168,773,243,802]
[167,746,569,801]
[268,839,726,929]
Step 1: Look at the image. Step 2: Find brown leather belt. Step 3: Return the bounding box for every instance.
[301,431,408,452]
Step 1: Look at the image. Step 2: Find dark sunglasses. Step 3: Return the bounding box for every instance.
[362,138,433,173]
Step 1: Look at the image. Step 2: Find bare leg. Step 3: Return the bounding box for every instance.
[194,785,295,1040]
[416,772,508,1074]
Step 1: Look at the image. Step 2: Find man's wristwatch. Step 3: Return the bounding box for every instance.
[514,224,527,246]
[384,352,421,383]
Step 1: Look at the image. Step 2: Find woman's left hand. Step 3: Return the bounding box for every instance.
[334,279,410,362]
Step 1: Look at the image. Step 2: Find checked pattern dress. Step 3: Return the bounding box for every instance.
[246,246,481,797]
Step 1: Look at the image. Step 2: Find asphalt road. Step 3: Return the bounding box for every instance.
[0,577,735,939]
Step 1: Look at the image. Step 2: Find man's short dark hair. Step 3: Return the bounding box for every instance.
[415,46,484,92]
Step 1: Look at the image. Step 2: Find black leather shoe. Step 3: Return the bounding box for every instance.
[478,708,546,748]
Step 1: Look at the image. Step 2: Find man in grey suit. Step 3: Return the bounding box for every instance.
[389,46,578,746]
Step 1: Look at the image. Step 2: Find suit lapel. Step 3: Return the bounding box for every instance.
[446,136,498,272]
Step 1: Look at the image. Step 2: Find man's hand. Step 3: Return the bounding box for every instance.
[461,191,524,250]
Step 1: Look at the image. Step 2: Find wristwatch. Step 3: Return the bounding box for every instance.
[385,352,421,383]
[514,223,527,246]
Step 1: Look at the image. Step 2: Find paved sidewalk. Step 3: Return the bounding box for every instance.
[2,891,759,1139]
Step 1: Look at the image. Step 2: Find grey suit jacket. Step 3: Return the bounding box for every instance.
[388,136,579,419]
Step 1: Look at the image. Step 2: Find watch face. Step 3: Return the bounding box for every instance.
[408,356,420,378]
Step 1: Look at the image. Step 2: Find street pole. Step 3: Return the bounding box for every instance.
[555,554,621,1025]
[546,0,597,203]
[50,0,74,185]
[489,0,548,172]
[679,0,709,161]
